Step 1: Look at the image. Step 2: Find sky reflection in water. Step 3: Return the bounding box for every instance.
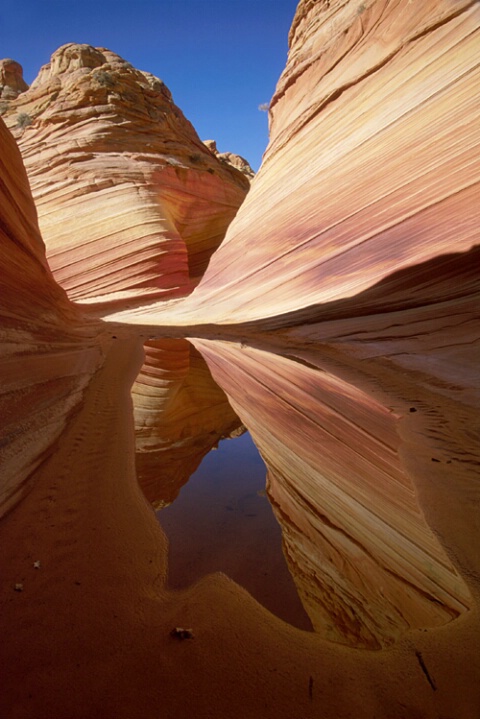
[157,431,313,630]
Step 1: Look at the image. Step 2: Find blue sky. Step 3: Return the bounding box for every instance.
[0,0,298,170]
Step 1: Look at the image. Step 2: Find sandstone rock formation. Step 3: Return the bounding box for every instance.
[0,59,28,101]
[1,1,480,717]
[133,338,242,507]
[203,139,255,180]
[0,118,71,329]
[2,44,249,303]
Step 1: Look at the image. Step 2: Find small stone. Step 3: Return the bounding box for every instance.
[33,560,41,569]
[170,627,194,640]
[14,583,23,592]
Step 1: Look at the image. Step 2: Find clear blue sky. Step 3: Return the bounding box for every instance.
[0,0,298,170]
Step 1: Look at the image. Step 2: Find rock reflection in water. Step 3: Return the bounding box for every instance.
[193,339,471,650]
[132,338,312,629]
[132,338,242,507]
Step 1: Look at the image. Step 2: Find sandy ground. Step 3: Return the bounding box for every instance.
[1,326,479,718]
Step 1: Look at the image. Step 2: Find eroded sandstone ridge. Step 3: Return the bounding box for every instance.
[1,44,249,302]
[203,139,255,180]
[0,59,28,101]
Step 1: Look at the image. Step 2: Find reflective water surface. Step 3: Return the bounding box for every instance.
[133,336,472,648]
[159,431,312,630]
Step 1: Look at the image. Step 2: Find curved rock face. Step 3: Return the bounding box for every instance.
[137,0,478,326]
[132,338,242,507]
[193,339,472,648]
[0,117,102,516]
[0,118,74,329]
[2,44,249,302]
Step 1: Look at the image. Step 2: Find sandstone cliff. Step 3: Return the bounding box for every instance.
[2,44,249,303]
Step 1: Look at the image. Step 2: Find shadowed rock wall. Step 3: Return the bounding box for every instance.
[0,118,103,516]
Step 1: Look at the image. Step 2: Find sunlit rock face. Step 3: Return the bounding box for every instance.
[143,0,478,326]
[203,140,255,180]
[2,44,249,302]
[193,339,471,649]
[0,117,102,516]
[132,338,242,507]
[0,59,28,100]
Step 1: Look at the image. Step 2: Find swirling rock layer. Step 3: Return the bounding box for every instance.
[0,118,72,328]
[2,44,249,302]
[193,0,480,322]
